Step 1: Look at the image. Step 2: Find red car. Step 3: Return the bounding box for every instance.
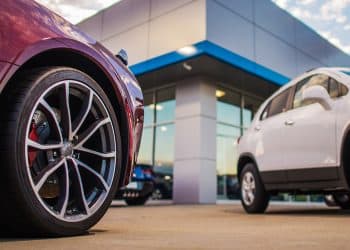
[0,0,143,236]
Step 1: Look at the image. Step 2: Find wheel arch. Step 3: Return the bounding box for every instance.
[340,125,350,189]
[237,153,258,182]
[1,47,130,188]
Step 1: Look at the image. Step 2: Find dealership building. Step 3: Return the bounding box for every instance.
[78,0,350,203]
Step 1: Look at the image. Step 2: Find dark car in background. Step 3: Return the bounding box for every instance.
[116,164,154,205]
[0,0,143,236]
[152,166,173,200]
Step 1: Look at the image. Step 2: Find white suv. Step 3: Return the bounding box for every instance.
[237,68,350,213]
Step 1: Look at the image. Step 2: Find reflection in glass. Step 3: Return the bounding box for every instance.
[216,124,240,176]
[217,89,241,126]
[137,127,153,165]
[156,87,176,123]
[143,93,154,126]
[216,87,262,199]
[243,96,263,128]
[155,124,175,168]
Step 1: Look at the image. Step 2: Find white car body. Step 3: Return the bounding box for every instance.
[238,68,350,193]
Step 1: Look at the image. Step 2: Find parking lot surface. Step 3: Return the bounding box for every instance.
[1,201,350,250]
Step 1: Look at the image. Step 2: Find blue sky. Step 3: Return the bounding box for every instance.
[272,0,350,54]
[36,0,350,55]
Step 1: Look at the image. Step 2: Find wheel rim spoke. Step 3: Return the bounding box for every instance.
[242,172,255,205]
[74,158,109,191]
[75,146,116,158]
[60,81,73,141]
[38,99,63,143]
[27,138,63,150]
[72,89,93,137]
[33,158,65,192]
[70,158,91,216]
[59,161,70,217]
[75,117,111,147]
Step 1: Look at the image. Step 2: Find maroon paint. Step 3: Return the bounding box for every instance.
[0,0,144,186]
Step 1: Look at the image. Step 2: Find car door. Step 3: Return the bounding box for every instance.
[253,88,292,183]
[282,74,338,182]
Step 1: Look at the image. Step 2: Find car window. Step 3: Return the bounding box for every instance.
[329,78,339,98]
[260,103,270,120]
[265,88,291,119]
[340,83,349,96]
[329,78,348,98]
[293,74,328,109]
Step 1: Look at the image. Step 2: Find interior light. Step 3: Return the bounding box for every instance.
[216,90,226,98]
[160,126,167,132]
[177,46,198,56]
[148,104,163,110]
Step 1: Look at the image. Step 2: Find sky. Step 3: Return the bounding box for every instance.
[36,0,350,55]
[272,0,350,54]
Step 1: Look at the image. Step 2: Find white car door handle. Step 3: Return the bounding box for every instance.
[285,120,294,126]
[254,125,261,131]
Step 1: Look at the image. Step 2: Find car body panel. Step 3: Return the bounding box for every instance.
[238,67,350,192]
[0,0,143,186]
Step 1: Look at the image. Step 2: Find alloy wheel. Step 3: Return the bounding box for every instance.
[241,172,256,206]
[25,80,117,222]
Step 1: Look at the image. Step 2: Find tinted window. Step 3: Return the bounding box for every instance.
[329,78,339,98]
[267,88,291,118]
[293,74,328,109]
[340,83,349,96]
[330,78,348,98]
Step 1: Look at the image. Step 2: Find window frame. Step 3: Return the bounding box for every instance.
[260,87,293,121]
[291,74,348,110]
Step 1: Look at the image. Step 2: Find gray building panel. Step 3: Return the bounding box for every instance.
[78,0,350,77]
[254,0,296,48]
[255,27,297,78]
[101,0,150,40]
[150,0,193,19]
[296,50,323,75]
[294,21,328,66]
[214,0,254,22]
[207,0,255,61]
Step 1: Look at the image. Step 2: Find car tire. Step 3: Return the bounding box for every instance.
[240,163,269,214]
[333,193,350,209]
[324,194,338,207]
[152,187,164,200]
[0,67,122,236]
[125,196,149,206]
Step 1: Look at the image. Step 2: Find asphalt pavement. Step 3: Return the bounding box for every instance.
[1,200,349,250]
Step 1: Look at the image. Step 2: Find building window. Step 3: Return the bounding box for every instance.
[216,87,263,199]
[137,87,176,169]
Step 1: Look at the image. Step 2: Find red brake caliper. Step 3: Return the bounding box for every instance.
[28,123,39,167]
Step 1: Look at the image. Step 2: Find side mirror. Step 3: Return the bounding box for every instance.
[302,85,331,110]
[116,49,128,66]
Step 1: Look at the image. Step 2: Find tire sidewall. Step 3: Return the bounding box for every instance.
[239,163,269,214]
[13,67,122,235]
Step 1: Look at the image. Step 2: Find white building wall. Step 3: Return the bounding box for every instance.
[78,0,206,65]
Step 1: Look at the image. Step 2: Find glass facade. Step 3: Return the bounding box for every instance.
[138,87,176,169]
[216,87,263,199]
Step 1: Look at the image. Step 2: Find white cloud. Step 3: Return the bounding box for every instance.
[299,0,316,5]
[320,0,350,22]
[35,0,122,24]
[272,0,290,9]
[289,6,313,19]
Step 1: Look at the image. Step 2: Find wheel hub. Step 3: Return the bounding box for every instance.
[60,142,74,157]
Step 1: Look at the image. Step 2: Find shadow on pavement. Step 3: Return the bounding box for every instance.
[0,229,107,242]
[267,207,350,217]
